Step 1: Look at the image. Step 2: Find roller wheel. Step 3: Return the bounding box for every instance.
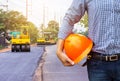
[11,44,16,52]
[16,45,21,52]
[21,45,26,52]
[26,45,30,52]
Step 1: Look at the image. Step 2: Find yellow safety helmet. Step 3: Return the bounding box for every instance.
[64,34,93,64]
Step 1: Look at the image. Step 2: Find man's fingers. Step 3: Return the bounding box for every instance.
[65,56,74,65]
[57,52,75,66]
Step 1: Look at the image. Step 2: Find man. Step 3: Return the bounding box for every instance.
[56,0,120,81]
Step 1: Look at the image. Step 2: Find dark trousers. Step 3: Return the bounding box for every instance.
[87,58,120,81]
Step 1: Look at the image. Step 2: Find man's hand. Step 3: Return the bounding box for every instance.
[56,39,74,66]
[57,51,74,66]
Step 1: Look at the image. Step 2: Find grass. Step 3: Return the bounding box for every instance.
[0,45,3,50]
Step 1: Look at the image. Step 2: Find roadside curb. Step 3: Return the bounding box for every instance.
[32,47,47,81]
[0,47,11,53]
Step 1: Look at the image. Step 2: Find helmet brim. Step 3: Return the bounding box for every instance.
[74,40,93,64]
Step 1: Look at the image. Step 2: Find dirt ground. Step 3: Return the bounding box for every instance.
[0,47,10,53]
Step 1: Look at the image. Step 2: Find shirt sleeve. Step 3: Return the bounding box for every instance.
[58,0,86,39]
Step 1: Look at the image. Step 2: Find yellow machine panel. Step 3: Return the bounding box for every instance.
[11,28,31,52]
[37,31,56,45]
[37,38,46,45]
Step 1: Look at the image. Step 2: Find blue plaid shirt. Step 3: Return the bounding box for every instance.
[58,0,120,54]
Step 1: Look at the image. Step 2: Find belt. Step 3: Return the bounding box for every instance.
[88,52,120,61]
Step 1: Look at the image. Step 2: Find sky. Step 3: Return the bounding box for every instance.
[0,0,73,27]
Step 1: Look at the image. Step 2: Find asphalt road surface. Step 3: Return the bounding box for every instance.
[0,45,89,81]
[0,46,44,81]
[42,45,89,81]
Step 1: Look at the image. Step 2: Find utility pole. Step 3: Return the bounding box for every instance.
[6,0,8,11]
[43,5,45,27]
[54,11,56,21]
[26,0,28,19]
[26,0,32,20]
[42,5,45,37]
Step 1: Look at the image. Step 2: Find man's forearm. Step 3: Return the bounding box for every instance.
[56,39,65,55]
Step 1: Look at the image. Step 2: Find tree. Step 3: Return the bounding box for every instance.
[80,13,88,28]
[27,22,39,43]
[5,10,27,30]
[0,9,6,29]
[79,13,88,36]
[42,20,59,41]
[0,9,28,31]
[47,20,59,31]
[0,9,39,43]
[47,20,59,37]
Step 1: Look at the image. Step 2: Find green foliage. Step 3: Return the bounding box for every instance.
[0,45,3,50]
[0,9,6,29]
[78,30,88,36]
[0,9,27,30]
[80,13,88,28]
[45,20,59,37]
[40,20,59,41]
[39,24,45,31]
[0,9,39,44]
[47,20,59,31]
[6,11,27,30]
[77,12,88,36]
[27,22,39,43]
